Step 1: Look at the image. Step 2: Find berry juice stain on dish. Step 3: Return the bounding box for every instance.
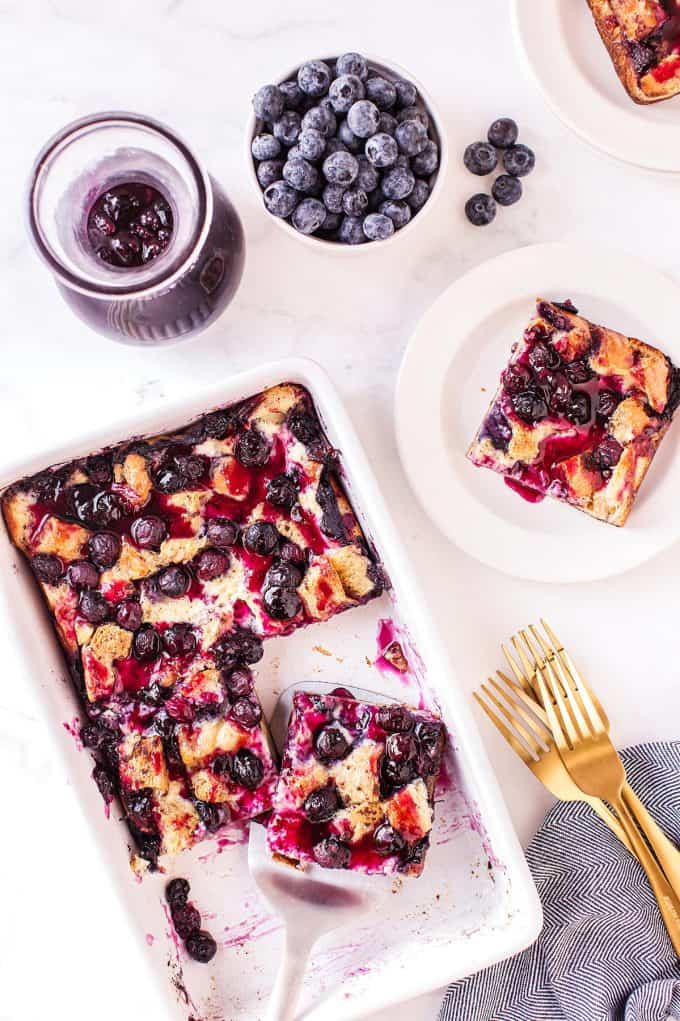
[87,183,174,268]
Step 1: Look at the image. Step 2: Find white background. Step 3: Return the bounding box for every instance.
[1,1,679,1019]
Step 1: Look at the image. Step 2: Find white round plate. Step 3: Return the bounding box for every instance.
[511,0,680,173]
[395,243,680,583]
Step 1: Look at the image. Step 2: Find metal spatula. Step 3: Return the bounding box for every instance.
[248,681,393,1021]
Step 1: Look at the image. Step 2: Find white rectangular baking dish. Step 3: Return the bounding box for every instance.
[0,357,541,1020]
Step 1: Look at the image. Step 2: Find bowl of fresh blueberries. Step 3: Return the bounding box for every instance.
[247,52,447,249]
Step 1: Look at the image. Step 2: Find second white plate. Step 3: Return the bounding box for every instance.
[395,243,680,583]
[511,0,680,173]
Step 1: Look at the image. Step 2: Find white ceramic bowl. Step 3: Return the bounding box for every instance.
[245,54,448,254]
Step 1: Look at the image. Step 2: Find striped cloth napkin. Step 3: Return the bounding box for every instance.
[439,742,680,1021]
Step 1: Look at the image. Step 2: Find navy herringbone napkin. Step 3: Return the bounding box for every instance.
[440,743,680,1021]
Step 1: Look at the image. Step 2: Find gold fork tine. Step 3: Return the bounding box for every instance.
[486,676,551,747]
[473,691,537,765]
[479,681,545,759]
[532,657,571,752]
[511,635,539,695]
[495,670,551,728]
[538,621,606,737]
[501,643,534,695]
[540,637,591,741]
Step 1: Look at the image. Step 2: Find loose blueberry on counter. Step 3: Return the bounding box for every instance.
[251,133,281,161]
[363,212,395,241]
[31,553,64,585]
[338,215,366,244]
[314,724,351,761]
[365,132,398,168]
[205,517,239,548]
[235,426,270,468]
[243,521,280,556]
[379,199,411,229]
[492,174,522,206]
[328,73,365,113]
[465,193,496,226]
[297,127,327,161]
[503,144,535,178]
[365,76,397,110]
[292,197,327,234]
[262,584,302,620]
[335,52,368,80]
[464,141,498,176]
[303,785,341,823]
[347,99,381,138]
[185,930,217,964]
[253,84,285,122]
[395,118,428,156]
[116,599,142,631]
[382,165,415,200]
[272,110,302,147]
[231,748,265,789]
[487,117,519,149]
[298,60,332,97]
[79,589,110,624]
[313,835,351,869]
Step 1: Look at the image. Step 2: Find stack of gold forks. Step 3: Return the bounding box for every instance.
[475,619,680,955]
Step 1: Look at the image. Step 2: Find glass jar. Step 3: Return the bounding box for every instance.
[27,111,245,345]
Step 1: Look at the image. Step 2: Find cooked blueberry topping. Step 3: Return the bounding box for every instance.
[374,822,406,857]
[88,531,121,569]
[65,560,99,590]
[316,467,348,541]
[298,60,332,97]
[564,360,593,384]
[222,666,254,699]
[492,174,522,206]
[133,625,161,661]
[230,697,263,729]
[243,521,279,557]
[597,390,620,419]
[195,548,230,581]
[165,878,190,909]
[590,436,623,470]
[154,466,185,494]
[529,342,561,372]
[157,565,191,598]
[487,117,519,149]
[212,629,263,668]
[88,184,173,268]
[185,930,217,964]
[194,800,221,831]
[312,835,351,869]
[566,391,592,425]
[289,407,323,448]
[265,473,298,509]
[381,756,417,791]
[292,197,326,235]
[385,732,418,763]
[79,590,110,624]
[483,408,512,450]
[231,748,264,789]
[174,453,207,483]
[537,370,571,413]
[314,724,351,762]
[31,553,63,585]
[376,705,413,733]
[512,390,548,423]
[264,180,298,218]
[503,364,532,394]
[205,517,239,548]
[116,600,142,631]
[130,515,167,550]
[262,584,302,620]
[212,753,232,776]
[93,764,115,801]
[465,193,496,226]
[537,301,573,331]
[70,485,122,529]
[464,141,498,176]
[163,623,196,657]
[303,785,342,823]
[279,540,306,566]
[235,427,270,468]
[400,835,429,871]
[347,99,380,138]
[335,52,368,80]
[203,409,236,439]
[503,144,535,178]
[86,454,113,485]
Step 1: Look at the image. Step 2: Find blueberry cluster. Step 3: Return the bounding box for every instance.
[165,878,217,964]
[251,53,439,243]
[463,118,535,227]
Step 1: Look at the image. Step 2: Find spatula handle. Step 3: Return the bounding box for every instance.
[266,931,315,1021]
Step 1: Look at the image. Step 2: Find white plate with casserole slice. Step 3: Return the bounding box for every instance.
[395,242,680,583]
[511,0,680,173]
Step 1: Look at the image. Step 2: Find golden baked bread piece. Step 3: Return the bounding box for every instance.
[467,299,680,526]
[587,0,680,103]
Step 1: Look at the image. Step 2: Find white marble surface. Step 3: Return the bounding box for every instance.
[2,1,680,1019]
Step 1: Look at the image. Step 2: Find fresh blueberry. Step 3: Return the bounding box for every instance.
[363,212,395,241]
[303,785,341,823]
[262,584,302,620]
[314,724,351,762]
[133,625,161,661]
[286,144,303,161]
[335,52,368,81]
[115,599,142,631]
[412,139,439,176]
[263,180,298,218]
[66,560,99,590]
[492,174,522,206]
[266,474,298,508]
[313,835,351,869]
[205,518,239,548]
[488,117,519,149]
[378,111,398,135]
[512,389,548,422]
[256,159,285,189]
[503,144,535,177]
[324,138,347,156]
[347,100,380,139]
[337,215,366,244]
[396,105,428,129]
[242,521,279,556]
[253,84,285,122]
[566,391,591,425]
[374,823,406,857]
[292,197,326,234]
[464,141,498,176]
[230,697,263,729]
[297,59,331,97]
[297,127,326,162]
[78,589,110,624]
[230,748,264,789]
[301,105,336,140]
[222,666,253,699]
[382,165,415,200]
[342,187,368,217]
[251,133,281,161]
[195,548,230,581]
[272,110,302,147]
[338,118,363,153]
[235,427,270,468]
[185,931,217,964]
[323,149,359,186]
[365,132,398,168]
[465,193,496,226]
[356,154,380,190]
[31,553,63,585]
[283,157,319,194]
[88,531,121,569]
[394,79,417,107]
[378,199,411,229]
[322,182,347,213]
[406,178,429,210]
[157,565,190,598]
[328,73,365,113]
[395,119,428,156]
[365,76,397,110]
[279,80,304,110]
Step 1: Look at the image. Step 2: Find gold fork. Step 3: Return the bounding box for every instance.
[531,632,680,956]
[517,621,680,898]
[474,670,631,851]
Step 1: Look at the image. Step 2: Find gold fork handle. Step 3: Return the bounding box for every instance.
[612,791,680,957]
[585,794,634,855]
[622,784,680,898]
